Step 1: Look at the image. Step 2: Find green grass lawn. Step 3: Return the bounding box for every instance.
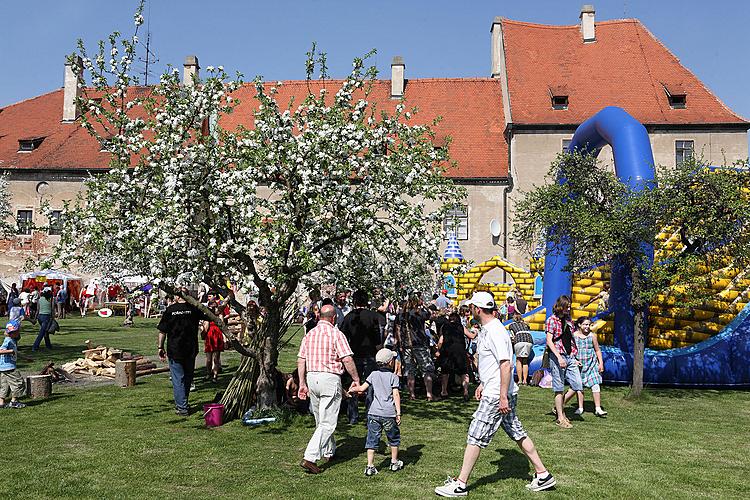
[4,316,750,499]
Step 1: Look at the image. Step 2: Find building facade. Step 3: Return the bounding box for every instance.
[1,5,747,284]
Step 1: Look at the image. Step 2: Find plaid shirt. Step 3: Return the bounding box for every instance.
[545,314,577,357]
[298,320,354,375]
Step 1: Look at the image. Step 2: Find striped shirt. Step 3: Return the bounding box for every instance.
[297,320,354,375]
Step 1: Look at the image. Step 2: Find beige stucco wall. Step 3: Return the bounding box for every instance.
[432,183,512,279]
[0,176,86,276]
[506,128,749,267]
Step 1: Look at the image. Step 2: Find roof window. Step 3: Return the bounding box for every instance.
[548,85,569,110]
[18,136,45,152]
[552,95,569,110]
[663,83,687,109]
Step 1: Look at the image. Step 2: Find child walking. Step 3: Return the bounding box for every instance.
[353,348,404,476]
[0,320,26,409]
[563,317,607,417]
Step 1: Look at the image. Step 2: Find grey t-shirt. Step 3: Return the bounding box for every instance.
[366,368,399,418]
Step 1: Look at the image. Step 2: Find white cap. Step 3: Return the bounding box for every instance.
[376,348,396,365]
[463,291,496,310]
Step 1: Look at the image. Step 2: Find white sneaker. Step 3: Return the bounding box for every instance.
[574,407,584,416]
[435,477,468,497]
[364,465,378,476]
[526,472,556,491]
[390,460,404,471]
[595,408,608,417]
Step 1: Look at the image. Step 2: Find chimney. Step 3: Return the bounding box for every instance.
[390,56,405,98]
[62,56,82,122]
[183,55,200,86]
[490,16,503,77]
[580,5,596,42]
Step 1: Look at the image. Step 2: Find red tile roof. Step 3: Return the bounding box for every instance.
[0,79,508,179]
[0,90,110,170]
[501,18,748,126]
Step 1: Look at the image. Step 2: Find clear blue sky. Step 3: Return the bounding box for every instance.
[2,0,749,124]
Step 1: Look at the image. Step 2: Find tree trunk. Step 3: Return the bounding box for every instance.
[630,306,646,397]
[220,300,284,420]
[628,266,646,398]
[254,307,282,410]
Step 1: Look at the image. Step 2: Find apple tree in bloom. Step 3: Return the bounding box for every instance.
[0,174,15,239]
[54,5,463,413]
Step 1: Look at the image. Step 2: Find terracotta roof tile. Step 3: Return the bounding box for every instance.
[501,18,748,125]
[0,79,508,179]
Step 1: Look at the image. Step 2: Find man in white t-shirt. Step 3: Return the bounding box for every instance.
[435,292,556,496]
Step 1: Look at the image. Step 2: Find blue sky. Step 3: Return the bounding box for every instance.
[2,0,749,124]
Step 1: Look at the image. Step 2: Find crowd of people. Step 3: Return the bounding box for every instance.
[292,286,610,493]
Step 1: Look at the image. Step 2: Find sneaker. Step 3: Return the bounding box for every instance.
[7,401,26,409]
[189,383,196,391]
[389,460,404,471]
[526,472,556,491]
[574,407,584,416]
[555,418,573,429]
[595,408,608,417]
[364,465,379,476]
[435,477,468,497]
[175,409,189,417]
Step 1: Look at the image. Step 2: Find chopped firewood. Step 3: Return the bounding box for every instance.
[63,343,154,379]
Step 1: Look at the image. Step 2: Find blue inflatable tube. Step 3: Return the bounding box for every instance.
[539,106,750,387]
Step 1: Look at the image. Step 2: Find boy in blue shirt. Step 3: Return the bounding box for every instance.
[352,348,404,476]
[0,320,25,409]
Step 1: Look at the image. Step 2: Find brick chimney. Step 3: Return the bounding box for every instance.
[580,5,596,42]
[183,55,200,86]
[62,56,82,122]
[391,56,405,98]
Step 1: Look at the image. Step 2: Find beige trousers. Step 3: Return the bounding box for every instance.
[303,371,342,462]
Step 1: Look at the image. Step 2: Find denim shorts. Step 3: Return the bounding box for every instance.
[365,415,401,449]
[549,354,583,392]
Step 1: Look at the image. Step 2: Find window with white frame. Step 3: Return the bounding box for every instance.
[443,205,469,240]
[16,210,33,235]
[675,140,694,165]
[48,210,63,235]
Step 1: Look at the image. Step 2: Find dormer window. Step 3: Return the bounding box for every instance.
[18,136,45,152]
[548,85,569,110]
[552,95,569,110]
[668,94,686,109]
[663,83,687,109]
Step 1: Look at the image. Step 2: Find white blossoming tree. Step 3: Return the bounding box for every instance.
[55,5,463,416]
[0,174,15,239]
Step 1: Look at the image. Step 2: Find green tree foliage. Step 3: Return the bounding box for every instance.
[513,150,750,396]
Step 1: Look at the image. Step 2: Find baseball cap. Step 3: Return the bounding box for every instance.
[375,348,396,365]
[5,320,21,333]
[463,291,497,310]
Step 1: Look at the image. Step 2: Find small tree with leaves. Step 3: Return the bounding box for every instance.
[53,2,463,417]
[513,151,750,397]
[0,173,15,239]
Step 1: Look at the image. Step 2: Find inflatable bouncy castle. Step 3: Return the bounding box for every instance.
[442,107,750,388]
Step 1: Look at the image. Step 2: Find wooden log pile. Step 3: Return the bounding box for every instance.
[39,362,74,383]
[61,342,157,379]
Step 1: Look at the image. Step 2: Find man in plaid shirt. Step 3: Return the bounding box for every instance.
[298,304,361,474]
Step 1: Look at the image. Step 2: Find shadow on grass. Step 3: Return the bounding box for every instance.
[22,393,74,407]
[471,448,532,491]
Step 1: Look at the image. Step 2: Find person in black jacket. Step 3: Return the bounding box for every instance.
[157,288,208,416]
[340,289,382,424]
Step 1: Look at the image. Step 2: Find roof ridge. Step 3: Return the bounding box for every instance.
[241,77,497,86]
[636,20,748,123]
[500,18,639,29]
[1,88,62,110]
